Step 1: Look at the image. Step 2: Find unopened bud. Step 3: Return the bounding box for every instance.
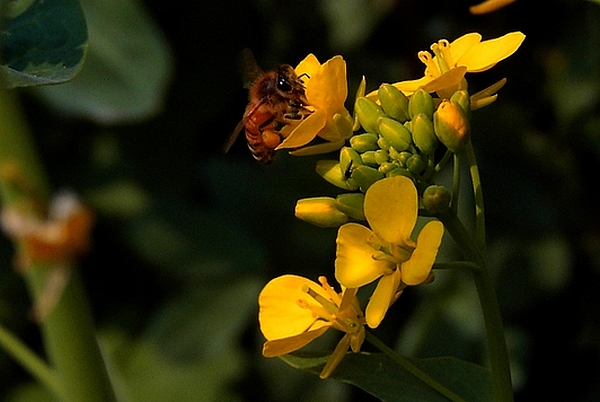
[295,197,349,228]
[316,160,359,190]
[360,151,378,167]
[433,100,470,153]
[335,193,365,221]
[350,133,379,153]
[406,154,426,175]
[351,165,385,192]
[422,185,451,214]
[386,167,414,179]
[378,84,410,123]
[450,90,470,117]
[409,88,434,119]
[355,97,384,133]
[339,147,362,175]
[412,113,438,155]
[378,117,412,152]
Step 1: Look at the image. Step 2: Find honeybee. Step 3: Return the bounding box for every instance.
[224,51,311,164]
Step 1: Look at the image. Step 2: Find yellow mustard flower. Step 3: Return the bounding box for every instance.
[335,176,444,328]
[276,54,353,155]
[258,274,365,379]
[368,32,525,98]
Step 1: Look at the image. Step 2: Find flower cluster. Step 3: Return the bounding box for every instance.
[257,31,524,378]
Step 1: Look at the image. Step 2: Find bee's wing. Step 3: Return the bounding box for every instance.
[240,48,263,89]
[223,119,246,154]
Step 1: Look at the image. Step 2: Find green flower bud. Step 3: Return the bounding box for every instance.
[360,151,378,167]
[351,165,385,192]
[355,97,384,133]
[422,185,452,214]
[378,117,412,152]
[408,88,434,119]
[316,160,359,190]
[450,90,470,117]
[377,136,390,151]
[350,133,379,153]
[433,100,471,153]
[353,76,367,131]
[378,84,410,123]
[295,197,349,228]
[406,154,426,175]
[412,113,438,155]
[386,167,414,179]
[392,150,412,166]
[335,193,365,221]
[374,149,389,165]
[378,161,397,175]
[339,146,362,176]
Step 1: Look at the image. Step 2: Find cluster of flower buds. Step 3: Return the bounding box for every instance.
[317,84,471,188]
[296,85,470,227]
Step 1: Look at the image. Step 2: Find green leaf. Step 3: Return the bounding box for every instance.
[0,0,88,88]
[32,0,173,123]
[281,351,493,402]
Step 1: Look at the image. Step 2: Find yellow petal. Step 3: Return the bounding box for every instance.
[365,269,401,328]
[259,274,331,340]
[421,66,467,93]
[262,326,330,357]
[448,32,482,63]
[319,333,352,379]
[306,56,348,111]
[335,223,393,288]
[289,139,346,156]
[401,220,444,285]
[276,109,327,149]
[364,176,418,245]
[457,32,525,73]
[295,54,322,80]
[390,76,434,95]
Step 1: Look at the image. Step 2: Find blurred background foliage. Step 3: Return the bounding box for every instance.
[1,0,600,400]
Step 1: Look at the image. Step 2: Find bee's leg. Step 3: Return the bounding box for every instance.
[261,130,282,148]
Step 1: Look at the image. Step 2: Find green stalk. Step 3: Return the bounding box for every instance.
[365,332,468,402]
[464,141,486,252]
[0,88,118,402]
[437,212,513,402]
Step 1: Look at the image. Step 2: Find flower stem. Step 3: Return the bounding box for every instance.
[464,141,486,252]
[0,88,118,402]
[436,212,513,402]
[365,332,468,402]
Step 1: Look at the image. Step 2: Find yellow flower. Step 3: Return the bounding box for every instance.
[258,274,365,379]
[369,32,525,98]
[276,54,353,155]
[335,176,444,328]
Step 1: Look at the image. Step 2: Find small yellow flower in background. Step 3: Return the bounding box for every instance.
[258,274,365,379]
[369,32,525,98]
[277,54,353,155]
[335,176,444,328]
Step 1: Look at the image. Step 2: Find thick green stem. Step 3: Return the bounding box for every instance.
[437,212,513,402]
[0,88,118,402]
[365,332,468,402]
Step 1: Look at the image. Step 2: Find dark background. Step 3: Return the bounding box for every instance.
[1,0,600,400]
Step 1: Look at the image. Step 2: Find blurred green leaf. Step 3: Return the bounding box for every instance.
[147,278,261,360]
[0,0,87,88]
[126,197,268,278]
[32,0,172,123]
[281,351,492,402]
